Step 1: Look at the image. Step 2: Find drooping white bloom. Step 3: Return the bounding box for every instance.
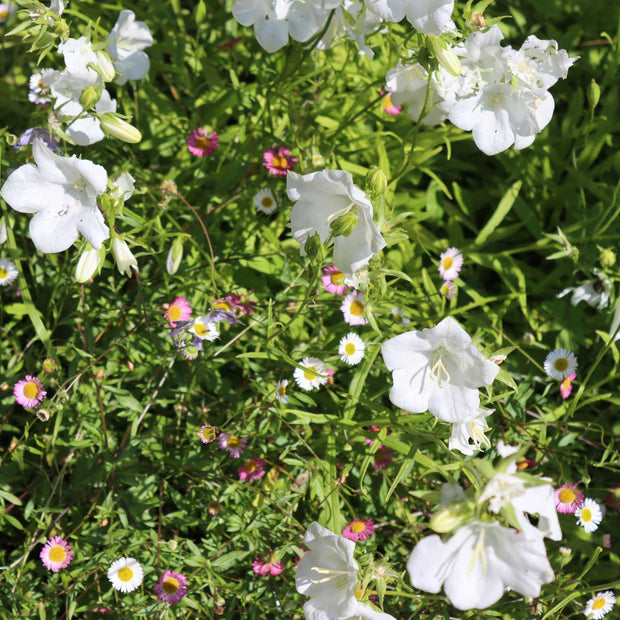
[106,10,153,85]
[448,406,493,455]
[339,333,365,365]
[575,498,603,533]
[381,317,499,422]
[543,348,578,379]
[557,273,611,310]
[110,172,135,202]
[477,473,562,541]
[293,357,328,391]
[0,139,109,253]
[111,238,138,276]
[407,520,554,610]
[107,557,144,593]
[287,170,386,277]
[296,522,395,620]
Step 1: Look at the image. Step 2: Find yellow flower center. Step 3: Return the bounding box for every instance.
[194,323,208,337]
[271,155,288,170]
[195,136,211,150]
[330,270,345,285]
[345,343,356,356]
[162,577,179,594]
[442,256,453,270]
[554,358,569,372]
[244,461,257,473]
[593,598,606,610]
[168,305,182,321]
[0,10,8,19]
[118,567,134,582]
[383,94,394,109]
[278,385,287,396]
[48,545,66,563]
[350,520,365,533]
[214,300,232,311]
[581,508,592,522]
[261,197,274,208]
[350,301,364,316]
[227,435,240,449]
[23,382,40,400]
[201,427,215,441]
[558,488,575,504]
[303,367,318,381]
[0,268,8,279]
[354,587,363,600]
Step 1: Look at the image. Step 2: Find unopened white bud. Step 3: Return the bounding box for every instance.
[166,238,184,275]
[75,246,105,283]
[111,238,138,277]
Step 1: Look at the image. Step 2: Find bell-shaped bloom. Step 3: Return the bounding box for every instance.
[381,317,499,422]
[106,10,153,85]
[448,406,493,455]
[557,272,611,310]
[296,522,395,620]
[0,139,108,253]
[404,0,454,35]
[287,170,386,277]
[407,521,554,610]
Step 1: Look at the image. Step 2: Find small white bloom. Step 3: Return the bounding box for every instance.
[339,333,366,365]
[0,139,109,253]
[111,238,138,277]
[287,169,386,277]
[110,172,135,202]
[557,274,611,310]
[543,348,578,379]
[583,590,616,619]
[253,188,277,215]
[28,69,56,105]
[191,316,220,341]
[0,3,16,23]
[341,291,368,326]
[275,379,289,404]
[575,498,603,533]
[106,10,154,85]
[381,317,499,422]
[391,307,411,325]
[107,557,143,593]
[0,258,18,286]
[438,247,463,280]
[293,356,327,391]
[407,520,554,610]
[448,406,493,455]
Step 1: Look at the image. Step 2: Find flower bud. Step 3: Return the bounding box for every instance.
[429,500,473,533]
[166,238,184,275]
[99,114,142,143]
[194,0,207,24]
[365,166,387,199]
[599,247,616,268]
[587,79,600,109]
[79,86,101,110]
[330,211,359,238]
[304,232,322,260]
[111,238,138,277]
[95,50,116,82]
[75,246,105,283]
[110,172,135,202]
[167,540,178,551]
[429,37,461,77]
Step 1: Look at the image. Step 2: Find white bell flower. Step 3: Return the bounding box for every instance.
[403,0,454,36]
[557,273,611,310]
[110,172,136,202]
[381,316,499,422]
[448,406,493,455]
[407,520,554,610]
[296,522,395,620]
[365,0,405,22]
[58,36,100,76]
[111,238,138,276]
[0,139,108,253]
[106,10,154,85]
[287,170,386,277]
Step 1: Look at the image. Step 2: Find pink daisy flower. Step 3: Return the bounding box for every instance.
[382,92,402,115]
[197,424,216,444]
[154,570,188,604]
[14,375,46,409]
[252,554,284,576]
[238,457,266,482]
[365,426,391,446]
[560,373,576,399]
[218,433,248,458]
[438,247,463,281]
[373,446,393,469]
[263,146,297,176]
[164,297,192,328]
[554,483,584,514]
[342,518,375,542]
[187,127,218,157]
[439,280,456,300]
[341,291,368,326]
[213,292,257,316]
[321,264,348,295]
[40,536,73,572]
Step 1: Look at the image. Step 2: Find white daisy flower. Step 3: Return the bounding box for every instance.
[107,557,143,593]
[0,258,18,286]
[584,590,616,619]
[438,247,463,281]
[191,316,220,341]
[341,291,368,326]
[391,307,411,325]
[275,379,289,404]
[339,333,365,365]
[544,348,578,379]
[28,69,57,105]
[253,188,277,215]
[575,498,603,533]
[293,357,327,391]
